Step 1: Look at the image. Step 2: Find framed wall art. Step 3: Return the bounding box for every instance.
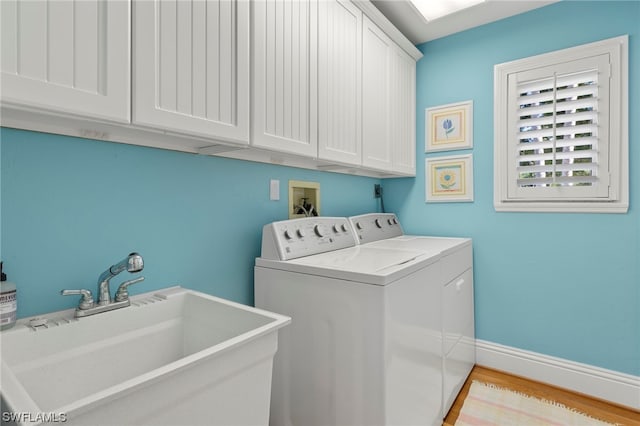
[425,154,474,203]
[425,100,473,152]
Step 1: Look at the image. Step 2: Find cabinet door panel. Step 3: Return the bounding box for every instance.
[253,0,318,157]
[48,1,74,87]
[390,48,416,175]
[0,0,129,122]
[133,0,249,144]
[362,17,392,171]
[17,0,47,80]
[318,0,361,165]
[74,0,100,93]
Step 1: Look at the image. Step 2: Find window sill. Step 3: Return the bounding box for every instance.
[494,200,629,214]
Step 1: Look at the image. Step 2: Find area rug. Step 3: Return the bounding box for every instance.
[455,381,616,425]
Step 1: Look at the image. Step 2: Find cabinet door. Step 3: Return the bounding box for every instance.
[361,16,392,171]
[0,0,129,122]
[390,48,416,175]
[133,0,249,144]
[317,0,361,165]
[252,0,318,157]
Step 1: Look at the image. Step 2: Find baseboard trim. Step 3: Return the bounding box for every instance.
[475,339,640,410]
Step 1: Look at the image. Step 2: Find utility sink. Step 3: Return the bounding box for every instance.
[0,286,290,425]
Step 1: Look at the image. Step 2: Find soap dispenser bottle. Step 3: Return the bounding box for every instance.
[0,261,17,330]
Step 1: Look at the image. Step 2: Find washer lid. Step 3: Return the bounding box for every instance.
[257,245,440,285]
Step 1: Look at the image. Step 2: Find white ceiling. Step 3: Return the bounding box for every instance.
[370,0,558,45]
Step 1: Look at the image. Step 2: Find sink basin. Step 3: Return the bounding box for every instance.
[0,286,290,425]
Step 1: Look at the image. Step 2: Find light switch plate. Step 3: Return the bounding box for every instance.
[270,179,280,201]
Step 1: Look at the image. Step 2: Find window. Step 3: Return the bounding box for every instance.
[494,36,628,213]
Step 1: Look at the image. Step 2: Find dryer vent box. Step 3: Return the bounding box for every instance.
[289,180,320,219]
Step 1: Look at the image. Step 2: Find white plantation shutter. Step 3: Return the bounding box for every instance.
[507,55,610,200]
[494,36,628,212]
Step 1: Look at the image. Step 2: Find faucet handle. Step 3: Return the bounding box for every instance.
[115,276,145,302]
[61,289,95,310]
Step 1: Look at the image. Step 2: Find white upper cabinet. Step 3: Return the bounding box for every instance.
[252,0,318,156]
[1,0,419,177]
[133,0,250,144]
[361,14,416,174]
[0,0,129,122]
[390,48,416,175]
[362,16,393,171]
[317,0,362,166]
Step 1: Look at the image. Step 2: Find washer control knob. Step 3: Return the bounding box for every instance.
[375,219,383,228]
[356,222,364,230]
[333,224,340,233]
[284,230,293,240]
[297,229,306,238]
[388,218,394,225]
[314,224,325,237]
[341,224,349,232]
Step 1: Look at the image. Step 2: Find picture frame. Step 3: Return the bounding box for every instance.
[425,100,473,152]
[425,154,474,203]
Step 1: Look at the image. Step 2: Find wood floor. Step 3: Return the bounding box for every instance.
[443,366,640,426]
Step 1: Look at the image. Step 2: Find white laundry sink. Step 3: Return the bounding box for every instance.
[0,286,290,426]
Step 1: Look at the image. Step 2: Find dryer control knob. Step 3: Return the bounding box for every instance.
[375,219,383,228]
[341,224,349,232]
[356,222,364,230]
[297,229,306,238]
[314,225,325,237]
[284,230,293,240]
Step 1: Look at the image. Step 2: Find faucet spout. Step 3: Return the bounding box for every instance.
[97,253,144,305]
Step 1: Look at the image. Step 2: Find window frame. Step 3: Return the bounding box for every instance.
[494,35,628,213]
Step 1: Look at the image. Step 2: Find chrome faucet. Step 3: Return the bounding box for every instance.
[61,253,145,317]
[97,252,144,305]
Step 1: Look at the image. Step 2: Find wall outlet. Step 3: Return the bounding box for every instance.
[374,184,382,198]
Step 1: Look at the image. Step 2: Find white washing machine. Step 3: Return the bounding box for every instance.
[348,213,475,418]
[255,217,445,426]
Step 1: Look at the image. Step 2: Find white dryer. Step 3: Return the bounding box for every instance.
[348,213,475,418]
[255,217,445,426]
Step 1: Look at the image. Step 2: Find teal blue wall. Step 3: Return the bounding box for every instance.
[385,1,640,376]
[0,128,379,318]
